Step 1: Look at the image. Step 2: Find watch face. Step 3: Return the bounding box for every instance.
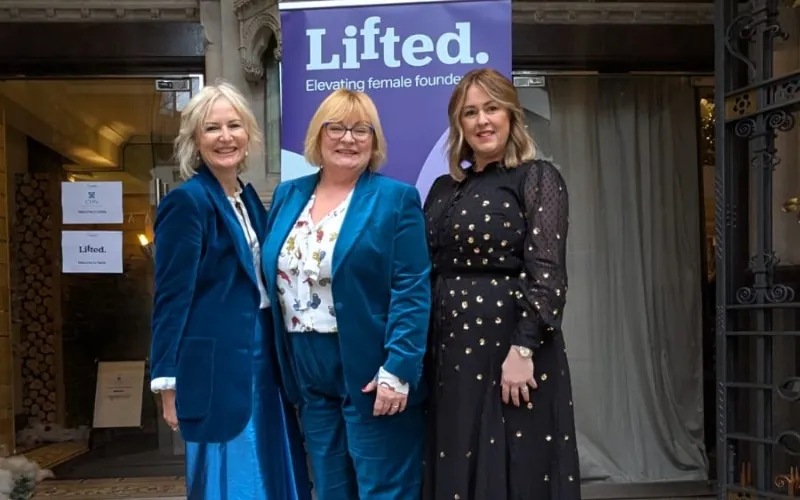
[518,347,532,357]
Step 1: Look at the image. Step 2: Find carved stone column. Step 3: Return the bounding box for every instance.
[233,0,281,205]
[200,0,279,205]
[235,0,281,83]
[200,0,224,82]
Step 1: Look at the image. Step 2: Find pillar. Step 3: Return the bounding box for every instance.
[202,0,281,206]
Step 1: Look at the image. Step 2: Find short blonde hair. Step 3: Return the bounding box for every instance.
[174,80,264,180]
[446,68,535,182]
[303,89,387,172]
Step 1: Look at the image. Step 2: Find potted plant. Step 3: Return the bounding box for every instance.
[0,456,53,500]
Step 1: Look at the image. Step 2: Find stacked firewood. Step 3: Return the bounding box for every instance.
[12,173,58,424]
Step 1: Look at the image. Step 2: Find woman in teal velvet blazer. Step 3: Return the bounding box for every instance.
[261,89,431,500]
[149,82,310,500]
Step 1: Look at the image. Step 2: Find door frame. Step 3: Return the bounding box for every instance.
[0,72,203,454]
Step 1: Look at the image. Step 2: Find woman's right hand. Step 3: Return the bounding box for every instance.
[160,390,179,431]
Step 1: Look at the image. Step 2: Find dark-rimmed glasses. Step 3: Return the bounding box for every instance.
[323,122,374,142]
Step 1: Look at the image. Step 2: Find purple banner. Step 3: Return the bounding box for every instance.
[279,0,512,200]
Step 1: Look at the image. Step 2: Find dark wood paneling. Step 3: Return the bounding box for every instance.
[0,22,204,76]
[512,24,714,72]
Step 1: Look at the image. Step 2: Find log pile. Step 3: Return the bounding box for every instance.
[12,173,58,424]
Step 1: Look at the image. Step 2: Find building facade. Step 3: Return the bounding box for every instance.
[13,2,790,500]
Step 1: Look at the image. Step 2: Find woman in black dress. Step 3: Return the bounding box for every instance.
[423,68,581,500]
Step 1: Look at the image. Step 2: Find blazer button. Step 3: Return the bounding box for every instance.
[335,302,343,310]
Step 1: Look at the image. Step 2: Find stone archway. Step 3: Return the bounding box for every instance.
[229,0,283,205]
[234,0,281,83]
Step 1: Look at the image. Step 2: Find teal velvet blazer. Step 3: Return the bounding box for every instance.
[150,165,267,443]
[261,171,432,415]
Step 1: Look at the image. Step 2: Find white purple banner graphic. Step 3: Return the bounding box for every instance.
[279,0,512,200]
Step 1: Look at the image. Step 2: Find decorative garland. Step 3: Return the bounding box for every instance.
[700,97,715,167]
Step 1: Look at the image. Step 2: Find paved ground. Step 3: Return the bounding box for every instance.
[33,476,713,500]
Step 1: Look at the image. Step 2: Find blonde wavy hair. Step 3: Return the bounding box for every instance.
[446,68,535,182]
[304,89,387,172]
[174,80,264,180]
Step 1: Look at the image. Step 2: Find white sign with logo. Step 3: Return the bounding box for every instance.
[61,181,124,224]
[62,231,123,274]
[93,361,146,428]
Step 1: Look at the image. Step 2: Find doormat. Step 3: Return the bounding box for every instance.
[35,476,185,499]
[17,440,90,469]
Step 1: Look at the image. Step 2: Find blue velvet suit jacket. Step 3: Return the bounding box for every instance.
[150,165,267,443]
[262,171,432,415]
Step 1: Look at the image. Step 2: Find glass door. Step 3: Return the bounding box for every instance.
[0,74,201,479]
[150,75,204,207]
[145,74,203,458]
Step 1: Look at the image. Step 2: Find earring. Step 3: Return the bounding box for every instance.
[245,151,249,157]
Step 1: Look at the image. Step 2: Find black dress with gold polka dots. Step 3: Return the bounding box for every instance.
[422,160,581,500]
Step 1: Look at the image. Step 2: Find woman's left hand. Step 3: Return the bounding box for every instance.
[362,380,408,416]
[501,349,538,407]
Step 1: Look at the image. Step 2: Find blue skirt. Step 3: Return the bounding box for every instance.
[185,310,311,500]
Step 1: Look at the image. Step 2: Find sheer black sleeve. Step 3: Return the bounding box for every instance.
[511,161,569,350]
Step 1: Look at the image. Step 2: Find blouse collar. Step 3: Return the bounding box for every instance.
[465,160,503,177]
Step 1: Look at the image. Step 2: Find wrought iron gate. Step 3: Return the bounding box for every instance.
[715,0,800,498]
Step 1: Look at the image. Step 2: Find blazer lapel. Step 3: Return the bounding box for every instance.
[333,171,378,278]
[196,166,258,287]
[263,176,315,293]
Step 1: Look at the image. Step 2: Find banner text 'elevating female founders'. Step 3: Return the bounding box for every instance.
[305,73,465,93]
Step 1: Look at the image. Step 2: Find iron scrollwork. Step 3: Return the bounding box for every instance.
[734,117,757,137]
[724,2,789,80]
[732,109,795,139]
[776,376,800,402]
[734,283,795,304]
[776,431,800,456]
[766,109,796,131]
[717,0,800,497]
[773,78,800,105]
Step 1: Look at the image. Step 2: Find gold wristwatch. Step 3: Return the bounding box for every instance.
[514,345,533,359]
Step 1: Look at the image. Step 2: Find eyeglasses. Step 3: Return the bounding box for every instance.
[323,122,374,142]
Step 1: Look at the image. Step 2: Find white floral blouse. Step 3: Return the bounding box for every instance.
[276,191,408,394]
[276,192,350,333]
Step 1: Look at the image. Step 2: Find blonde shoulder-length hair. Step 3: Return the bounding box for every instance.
[174,80,264,180]
[446,68,535,182]
[304,89,388,172]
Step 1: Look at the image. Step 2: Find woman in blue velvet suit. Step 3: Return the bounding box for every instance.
[149,82,311,500]
[262,89,431,500]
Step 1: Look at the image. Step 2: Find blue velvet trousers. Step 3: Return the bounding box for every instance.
[289,331,424,500]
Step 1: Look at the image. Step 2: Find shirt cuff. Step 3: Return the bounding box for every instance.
[151,377,176,393]
[377,366,409,395]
